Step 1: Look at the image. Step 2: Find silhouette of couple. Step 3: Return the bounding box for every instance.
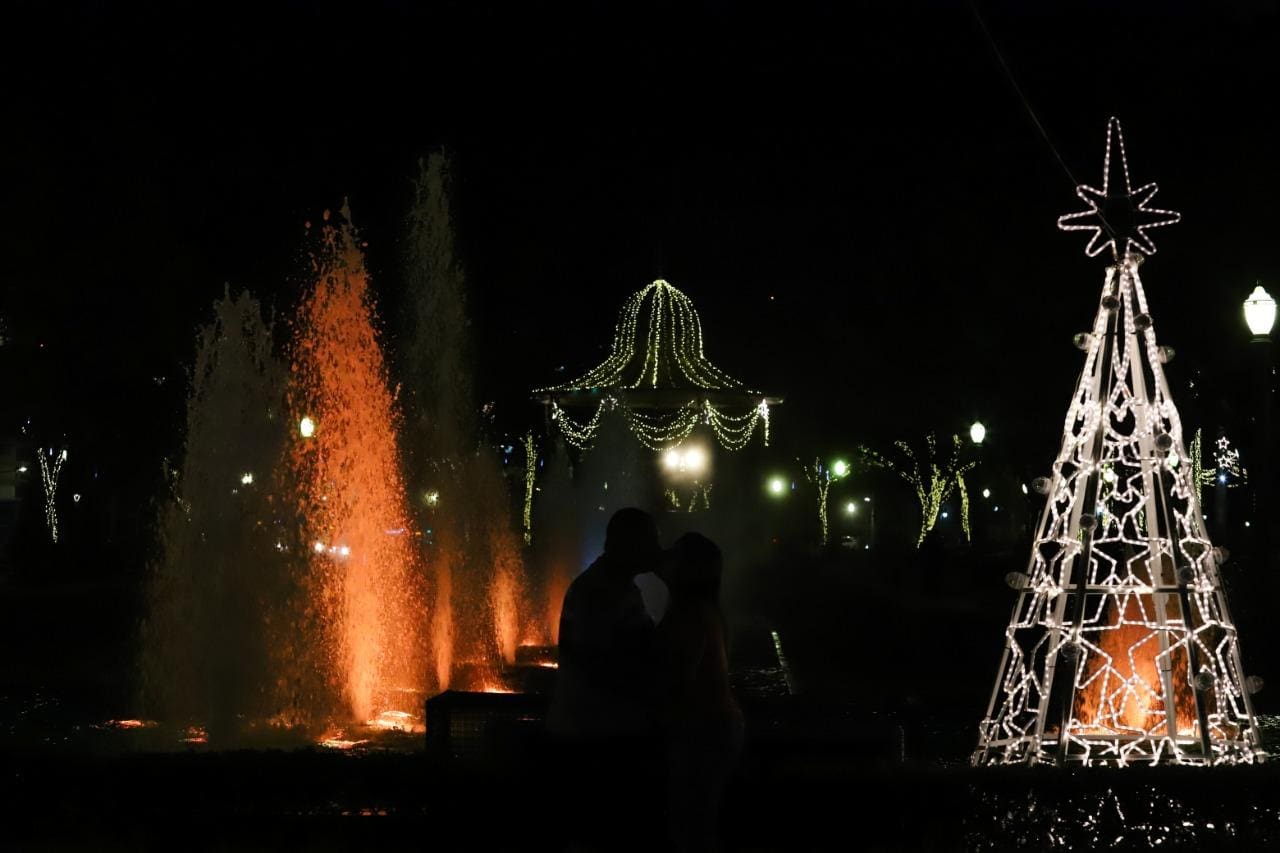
[549,508,743,853]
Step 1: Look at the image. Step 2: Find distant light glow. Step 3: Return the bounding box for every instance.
[240,472,254,485]
[982,488,991,499]
[767,476,786,496]
[970,421,987,445]
[845,501,857,515]
[832,459,850,478]
[299,416,316,438]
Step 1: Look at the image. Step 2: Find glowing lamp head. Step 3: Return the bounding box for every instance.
[299,416,316,438]
[970,421,987,445]
[663,444,709,477]
[240,472,254,485]
[767,476,786,497]
[981,488,991,499]
[1245,284,1277,338]
[831,459,849,479]
[844,501,857,515]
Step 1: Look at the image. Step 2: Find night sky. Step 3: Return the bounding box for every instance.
[6,1,1280,501]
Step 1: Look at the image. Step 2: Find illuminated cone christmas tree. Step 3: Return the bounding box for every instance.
[973,118,1263,767]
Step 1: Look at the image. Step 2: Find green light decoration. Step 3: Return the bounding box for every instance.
[1188,428,1247,507]
[522,431,536,545]
[535,280,780,452]
[664,483,712,512]
[862,434,976,547]
[803,458,848,545]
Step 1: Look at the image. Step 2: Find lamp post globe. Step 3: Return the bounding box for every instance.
[1245,284,1276,340]
[970,420,987,446]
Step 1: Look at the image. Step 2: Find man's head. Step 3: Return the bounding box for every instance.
[604,508,662,576]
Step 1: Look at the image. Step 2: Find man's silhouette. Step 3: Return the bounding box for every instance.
[548,508,665,850]
[549,507,662,737]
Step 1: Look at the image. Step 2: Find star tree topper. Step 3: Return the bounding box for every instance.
[1058,117,1181,261]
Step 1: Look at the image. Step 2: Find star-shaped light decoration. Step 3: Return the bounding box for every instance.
[1058,117,1181,261]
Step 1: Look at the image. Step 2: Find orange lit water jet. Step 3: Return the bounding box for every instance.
[491,528,522,666]
[289,206,429,721]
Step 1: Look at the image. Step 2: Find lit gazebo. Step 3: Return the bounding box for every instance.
[533,279,781,454]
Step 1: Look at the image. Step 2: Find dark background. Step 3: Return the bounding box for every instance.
[2,0,1279,563]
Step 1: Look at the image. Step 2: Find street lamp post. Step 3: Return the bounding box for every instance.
[1244,285,1275,578]
[865,496,875,549]
[970,421,986,544]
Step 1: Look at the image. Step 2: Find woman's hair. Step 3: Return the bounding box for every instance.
[668,532,722,599]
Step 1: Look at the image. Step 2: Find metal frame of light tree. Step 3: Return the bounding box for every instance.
[535,280,779,452]
[973,119,1262,767]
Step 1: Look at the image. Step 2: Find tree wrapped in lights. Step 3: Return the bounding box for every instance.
[803,458,851,546]
[861,434,975,547]
[974,118,1262,767]
[535,279,780,453]
[39,447,66,543]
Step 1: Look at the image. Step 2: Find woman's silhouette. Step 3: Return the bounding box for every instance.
[657,532,743,853]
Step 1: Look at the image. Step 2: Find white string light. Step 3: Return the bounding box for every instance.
[1058,117,1181,261]
[974,121,1260,767]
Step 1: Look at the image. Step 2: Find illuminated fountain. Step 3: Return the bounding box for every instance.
[973,119,1263,766]
[141,288,296,742]
[288,205,429,723]
[400,154,528,692]
[144,177,536,749]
